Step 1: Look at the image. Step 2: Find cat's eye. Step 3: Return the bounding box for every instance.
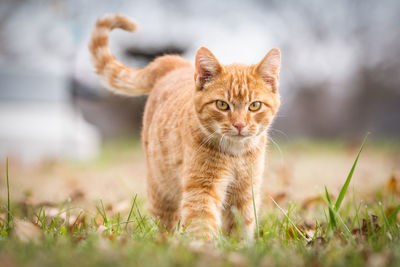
[249,101,261,111]
[216,100,229,111]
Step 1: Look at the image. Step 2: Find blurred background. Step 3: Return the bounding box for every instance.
[0,0,399,206]
[1,0,400,161]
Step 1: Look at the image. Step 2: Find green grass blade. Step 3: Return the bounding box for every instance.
[6,157,11,232]
[71,211,84,230]
[125,195,137,231]
[96,200,108,224]
[388,205,400,225]
[334,133,369,211]
[322,196,353,240]
[325,186,337,230]
[251,165,259,238]
[351,187,362,230]
[270,196,311,242]
[135,204,146,234]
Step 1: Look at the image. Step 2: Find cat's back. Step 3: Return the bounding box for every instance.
[142,66,195,151]
[144,66,194,125]
[150,66,194,108]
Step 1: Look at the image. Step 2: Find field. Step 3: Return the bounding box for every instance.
[1,136,400,266]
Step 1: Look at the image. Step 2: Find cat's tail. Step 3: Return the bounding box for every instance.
[89,14,191,96]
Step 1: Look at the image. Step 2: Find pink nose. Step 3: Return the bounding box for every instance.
[233,121,246,132]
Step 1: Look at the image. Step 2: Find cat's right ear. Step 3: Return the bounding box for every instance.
[255,48,281,93]
[194,47,223,89]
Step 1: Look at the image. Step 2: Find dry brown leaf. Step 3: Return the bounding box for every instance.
[96,225,107,235]
[301,195,324,209]
[69,212,86,230]
[287,224,311,239]
[68,189,86,201]
[351,215,381,239]
[12,220,43,243]
[95,214,104,225]
[44,207,60,217]
[40,207,85,229]
[96,225,115,241]
[385,174,399,195]
[265,192,287,205]
[386,206,400,222]
[72,234,87,243]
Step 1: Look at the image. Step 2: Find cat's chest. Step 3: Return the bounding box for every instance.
[227,147,265,181]
[229,156,252,178]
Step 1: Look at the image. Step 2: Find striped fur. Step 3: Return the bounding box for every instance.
[89,14,191,95]
[89,14,281,239]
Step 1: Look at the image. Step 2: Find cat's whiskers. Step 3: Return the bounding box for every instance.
[222,135,229,153]
[269,127,288,139]
[218,134,226,153]
[196,130,218,153]
[268,136,284,166]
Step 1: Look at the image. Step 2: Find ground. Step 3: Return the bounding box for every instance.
[0,137,399,266]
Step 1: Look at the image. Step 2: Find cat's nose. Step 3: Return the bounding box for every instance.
[233,121,246,133]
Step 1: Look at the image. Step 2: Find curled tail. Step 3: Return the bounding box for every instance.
[89,14,191,96]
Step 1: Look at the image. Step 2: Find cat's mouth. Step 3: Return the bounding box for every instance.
[231,133,247,137]
[227,129,253,138]
[226,133,252,140]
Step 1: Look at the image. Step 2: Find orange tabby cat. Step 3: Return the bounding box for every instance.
[89,14,281,238]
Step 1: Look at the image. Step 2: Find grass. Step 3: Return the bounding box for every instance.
[250,165,260,239]
[1,138,400,266]
[6,157,10,234]
[324,133,370,235]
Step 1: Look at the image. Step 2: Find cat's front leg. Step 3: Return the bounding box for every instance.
[223,166,263,240]
[235,177,261,239]
[180,171,229,239]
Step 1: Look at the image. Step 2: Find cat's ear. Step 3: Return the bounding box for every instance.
[255,48,281,93]
[194,47,223,89]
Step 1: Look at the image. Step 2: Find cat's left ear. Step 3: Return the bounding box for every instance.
[255,48,281,93]
[194,47,223,89]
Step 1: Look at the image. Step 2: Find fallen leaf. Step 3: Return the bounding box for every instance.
[68,189,86,201]
[45,207,60,218]
[96,224,106,233]
[351,215,381,238]
[301,195,325,209]
[72,234,87,243]
[287,224,311,239]
[385,174,399,195]
[265,192,287,205]
[95,214,104,226]
[41,207,85,229]
[12,220,43,243]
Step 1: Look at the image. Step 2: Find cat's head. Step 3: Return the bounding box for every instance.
[193,47,281,144]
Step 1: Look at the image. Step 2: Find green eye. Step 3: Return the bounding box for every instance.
[216,100,229,110]
[249,101,261,111]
